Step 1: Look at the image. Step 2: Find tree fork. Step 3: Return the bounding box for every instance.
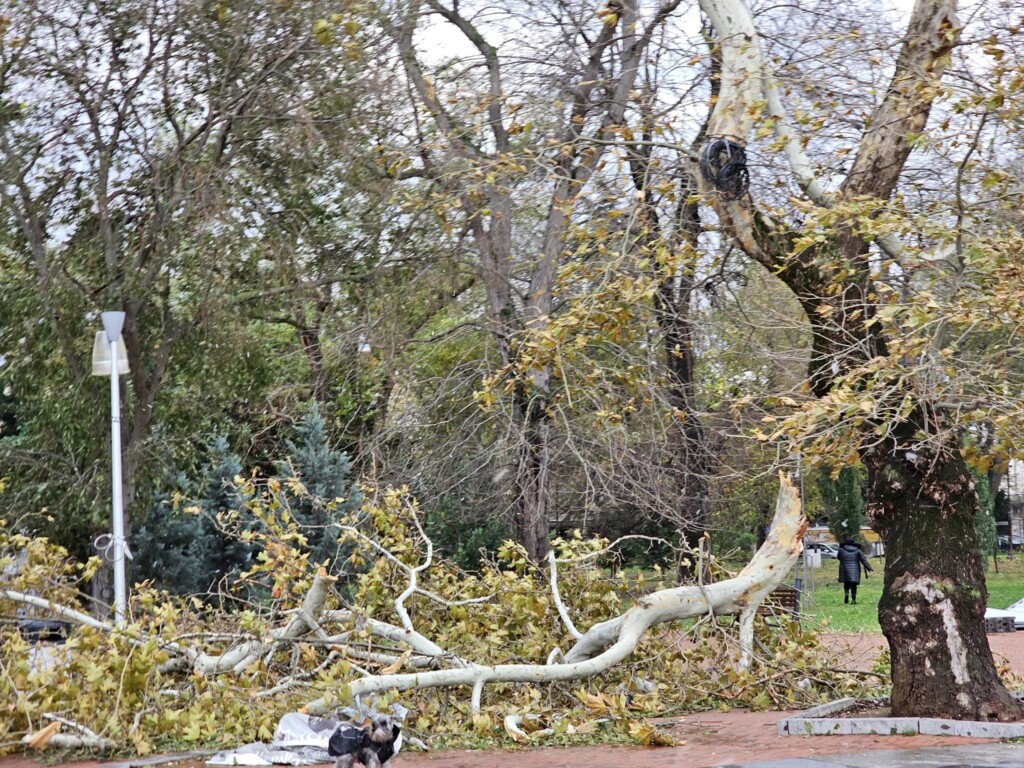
[697,0,1023,722]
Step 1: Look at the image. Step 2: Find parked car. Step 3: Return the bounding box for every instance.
[17,618,71,644]
[805,542,840,559]
[998,535,1024,550]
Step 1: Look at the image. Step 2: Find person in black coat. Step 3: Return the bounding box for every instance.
[837,539,872,604]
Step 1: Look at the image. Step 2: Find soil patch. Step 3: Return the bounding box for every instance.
[832,699,890,718]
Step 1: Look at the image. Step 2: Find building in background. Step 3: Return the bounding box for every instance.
[1000,461,1024,550]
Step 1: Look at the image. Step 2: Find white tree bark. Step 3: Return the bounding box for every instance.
[699,0,826,203]
[697,0,930,260]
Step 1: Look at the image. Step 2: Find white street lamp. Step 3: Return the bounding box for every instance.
[91,311,130,626]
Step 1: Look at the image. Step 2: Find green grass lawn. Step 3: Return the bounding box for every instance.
[799,552,1024,633]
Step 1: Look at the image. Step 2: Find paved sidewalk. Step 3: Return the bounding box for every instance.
[7,742,1024,768]
[723,742,1024,767]
[0,710,1013,768]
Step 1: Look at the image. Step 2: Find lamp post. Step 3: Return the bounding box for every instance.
[91,311,130,626]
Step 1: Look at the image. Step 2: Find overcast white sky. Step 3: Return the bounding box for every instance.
[415,0,918,64]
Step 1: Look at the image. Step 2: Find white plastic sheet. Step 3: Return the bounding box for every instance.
[207,713,338,766]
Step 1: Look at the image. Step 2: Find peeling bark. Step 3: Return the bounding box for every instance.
[865,417,1021,720]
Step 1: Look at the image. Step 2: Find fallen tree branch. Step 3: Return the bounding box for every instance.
[1,573,339,678]
[304,474,804,713]
[41,713,101,740]
[320,610,474,669]
[22,729,117,751]
[548,551,583,641]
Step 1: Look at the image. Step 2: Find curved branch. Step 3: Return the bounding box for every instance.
[303,475,804,713]
[424,0,508,154]
[563,472,803,662]
[548,551,583,641]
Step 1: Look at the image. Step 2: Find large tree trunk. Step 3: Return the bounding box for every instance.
[864,417,1021,720]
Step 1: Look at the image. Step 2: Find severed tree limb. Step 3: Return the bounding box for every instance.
[183,571,338,676]
[2,573,338,678]
[0,590,138,638]
[320,610,474,669]
[563,473,803,663]
[5,478,802,716]
[548,535,677,645]
[42,713,101,739]
[737,607,756,671]
[22,728,117,751]
[303,475,804,714]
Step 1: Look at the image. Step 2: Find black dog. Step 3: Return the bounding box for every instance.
[328,716,401,768]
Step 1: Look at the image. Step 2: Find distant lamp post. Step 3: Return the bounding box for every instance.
[91,312,130,626]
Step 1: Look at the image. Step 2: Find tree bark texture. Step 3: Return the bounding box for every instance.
[512,391,553,561]
[865,417,1022,719]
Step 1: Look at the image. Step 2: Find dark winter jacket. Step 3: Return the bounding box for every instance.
[837,542,872,584]
[328,724,368,757]
[328,722,402,764]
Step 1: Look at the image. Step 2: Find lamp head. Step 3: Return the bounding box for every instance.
[92,311,130,376]
[101,311,126,341]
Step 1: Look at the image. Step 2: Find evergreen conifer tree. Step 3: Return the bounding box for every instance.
[280,403,361,573]
[132,436,248,595]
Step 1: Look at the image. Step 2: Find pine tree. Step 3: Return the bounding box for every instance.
[132,436,249,596]
[280,403,361,573]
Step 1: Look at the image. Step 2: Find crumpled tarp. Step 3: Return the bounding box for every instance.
[206,713,339,766]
